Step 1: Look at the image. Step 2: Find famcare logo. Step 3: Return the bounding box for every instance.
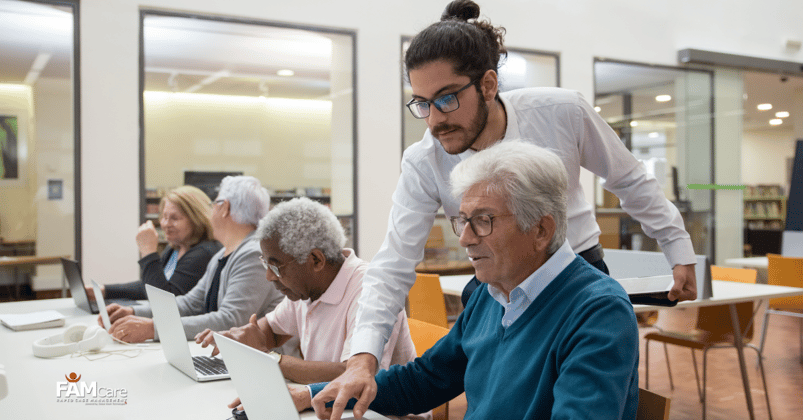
[56,372,128,405]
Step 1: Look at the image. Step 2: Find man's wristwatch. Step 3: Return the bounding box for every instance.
[268,351,282,364]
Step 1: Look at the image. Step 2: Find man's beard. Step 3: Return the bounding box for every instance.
[432,95,489,155]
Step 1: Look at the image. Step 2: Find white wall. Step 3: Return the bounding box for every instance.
[742,128,798,192]
[79,0,803,281]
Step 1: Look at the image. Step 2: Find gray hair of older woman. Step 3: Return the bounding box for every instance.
[256,197,346,265]
[450,140,568,255]
[216,176,271,227]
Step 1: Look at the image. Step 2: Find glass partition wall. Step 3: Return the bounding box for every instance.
[594,59,714,259]
[0,0,79,300]
[141,12,357,249]
[400,41,559,264]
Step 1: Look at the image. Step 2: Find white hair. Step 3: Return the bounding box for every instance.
[216,176,271,226]
[450,140,568,254]
[256,197,346,264]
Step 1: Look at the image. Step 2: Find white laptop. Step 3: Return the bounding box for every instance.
[603,249,713,301]
[214,333,362,420]
[91,279,111,330]
[146,284,229,382]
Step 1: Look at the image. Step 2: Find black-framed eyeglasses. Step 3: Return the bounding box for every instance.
[406,79,478,119]
[259,255,304,278]
[449,214,514,238]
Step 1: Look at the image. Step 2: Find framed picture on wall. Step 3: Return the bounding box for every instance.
[0,110,27,186]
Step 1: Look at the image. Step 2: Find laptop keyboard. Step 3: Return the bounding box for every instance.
[193,355,228,376]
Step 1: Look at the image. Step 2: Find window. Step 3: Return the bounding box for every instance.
[141,12,357,249]
[0,0,79,299]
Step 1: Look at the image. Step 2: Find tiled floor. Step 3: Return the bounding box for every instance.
[447,304,803,420]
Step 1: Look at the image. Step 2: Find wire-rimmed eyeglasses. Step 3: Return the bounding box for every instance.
[449,214,514,238]
[405,79,478,119]
[259,255,304,278]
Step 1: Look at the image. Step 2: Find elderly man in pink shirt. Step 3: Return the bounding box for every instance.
[197,197,416,386]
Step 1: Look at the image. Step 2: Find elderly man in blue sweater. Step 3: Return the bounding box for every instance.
[301,140,640,420]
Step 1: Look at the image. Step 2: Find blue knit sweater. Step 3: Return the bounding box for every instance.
[313,256,639,419]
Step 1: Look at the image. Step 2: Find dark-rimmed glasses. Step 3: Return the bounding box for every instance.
[259,255,304,278]
[406,79,477,119]
[449,214,514,237]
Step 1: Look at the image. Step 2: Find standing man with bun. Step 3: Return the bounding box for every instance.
[316,1,697,418]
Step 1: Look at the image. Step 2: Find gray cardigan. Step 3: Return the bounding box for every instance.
[135,231,284,340]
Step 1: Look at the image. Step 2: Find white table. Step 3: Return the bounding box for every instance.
[439,274,473,297]
[0,298,388,419]
[723,257,769,269]
[724,256,769,283]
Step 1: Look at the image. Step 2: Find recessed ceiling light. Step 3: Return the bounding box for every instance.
[630,121,638,127]
[648,132,659,138]
[770,119,783,126]
[776,111,790,118]
[655,95,672,102]
[594,106,601,112]
[277,69,295,77]
[757,103,773,111]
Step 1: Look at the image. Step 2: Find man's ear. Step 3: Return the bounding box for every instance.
[309,249,327,272]
[480,69,499,102]
[532,214,556,254]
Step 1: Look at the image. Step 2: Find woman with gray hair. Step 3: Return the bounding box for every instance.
[449,140,568,255]
[104,175,286,345]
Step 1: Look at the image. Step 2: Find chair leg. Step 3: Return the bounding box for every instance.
[702,349,708,420]
[759,310,771,358]
[645,338,650,389]
[799,318,802,365]
[749,345,773,420]
[691,350,703,403]
[663,343,674,390]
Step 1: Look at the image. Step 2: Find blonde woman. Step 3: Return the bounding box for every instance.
[98,186,221,300]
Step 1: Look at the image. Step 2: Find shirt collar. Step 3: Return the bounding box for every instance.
[311,249,359,306]
[487,239,575,305]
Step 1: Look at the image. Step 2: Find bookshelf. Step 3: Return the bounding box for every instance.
[743,185,786,230]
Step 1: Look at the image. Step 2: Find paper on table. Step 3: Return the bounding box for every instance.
[0,310,66,331]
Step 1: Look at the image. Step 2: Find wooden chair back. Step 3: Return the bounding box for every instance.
[408,273,448,328]
[697,266,758,342]
[767,254,803,311]
[637,387,671,420]
[407,318,451,420]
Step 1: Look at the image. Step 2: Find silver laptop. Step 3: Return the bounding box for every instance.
[61,258,138,314]
[92,279,111,330]
[146,284,229,382]
[214,333,361,420]
[603,249,713,300]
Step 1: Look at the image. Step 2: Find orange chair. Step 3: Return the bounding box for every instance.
[760,254,803,364]
[643,266,771,420]
[407,318,451,420]
[408,273,448,328]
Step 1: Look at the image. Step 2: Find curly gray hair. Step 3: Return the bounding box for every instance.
[256,197,346,264]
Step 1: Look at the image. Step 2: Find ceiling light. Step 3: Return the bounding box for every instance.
[655,95,671,102]
[757,103,773,111]
[630,121,638,127]
[770,119,783,126]
[648,132,659,138]
[776,111,790,118]
[277,69,295,77]
[594,106,601,112]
